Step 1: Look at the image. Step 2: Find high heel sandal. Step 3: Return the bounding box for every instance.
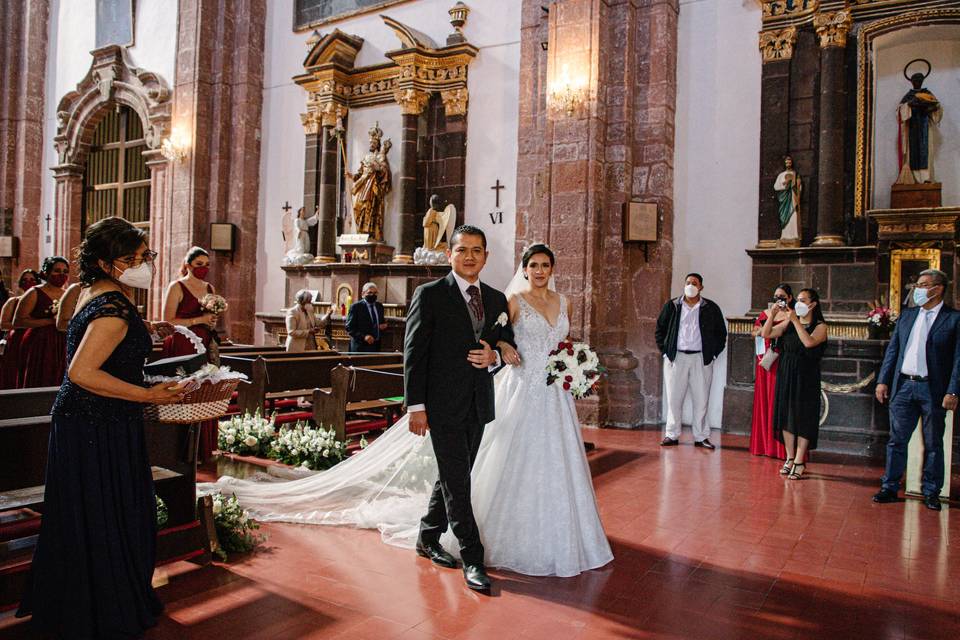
[788,462,806,480]
[780,458,794,475]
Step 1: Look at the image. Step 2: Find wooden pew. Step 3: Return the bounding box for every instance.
[0,388,216,611]
[313,364,405,441]
[236,352,403,420]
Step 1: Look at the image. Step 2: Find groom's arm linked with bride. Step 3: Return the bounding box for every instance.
[401,226,516,591]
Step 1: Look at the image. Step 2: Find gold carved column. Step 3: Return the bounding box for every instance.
[394,88,430,263]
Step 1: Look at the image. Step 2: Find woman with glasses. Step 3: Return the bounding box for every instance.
[162,246,219,459]
[0,269,40,389]
[762,287,828,479]
[15,257,70,387]
[749,284,792,460]
[15,217,186,638]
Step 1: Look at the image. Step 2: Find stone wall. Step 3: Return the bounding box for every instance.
[515,0,679,426]
[0,0,48,284]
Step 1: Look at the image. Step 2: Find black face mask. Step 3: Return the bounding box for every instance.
[364,294,377,303]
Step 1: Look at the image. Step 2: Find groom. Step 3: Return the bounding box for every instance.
[404,224,515,592]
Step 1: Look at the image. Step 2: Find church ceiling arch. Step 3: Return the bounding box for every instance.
[54,44,171,168]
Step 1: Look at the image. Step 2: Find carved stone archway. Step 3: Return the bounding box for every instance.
[52,44,172,313]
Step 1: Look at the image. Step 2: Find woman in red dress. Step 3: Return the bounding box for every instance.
[15,258,69,388]
[0,269,40,389]
[162,246,219,459]
[749,284,792,460]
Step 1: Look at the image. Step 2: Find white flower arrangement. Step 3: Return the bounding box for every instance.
[218,411,276,457]
[546,340,605,399]
[270,421,349,471]
[210,492,264,560]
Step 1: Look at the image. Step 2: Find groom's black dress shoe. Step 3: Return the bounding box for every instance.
[872,489,898,504]
[416,542,458,569]
[695,439,716,450]
[924,495,943,511]
[463,564,491,592]
[660,437,679,447]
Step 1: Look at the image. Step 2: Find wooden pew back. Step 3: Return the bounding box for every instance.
[237,352,403,415]
[313,364,405,441]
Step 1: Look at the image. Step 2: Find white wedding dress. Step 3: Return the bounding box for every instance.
[205,294,613,577]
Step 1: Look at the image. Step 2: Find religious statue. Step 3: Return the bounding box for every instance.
[346,122,392,242]
[282,205,319,266]
[895,59,943,185]
[774,156,802,247]
[422,195,456,251]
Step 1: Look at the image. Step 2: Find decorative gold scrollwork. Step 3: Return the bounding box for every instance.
[758,27,798,63]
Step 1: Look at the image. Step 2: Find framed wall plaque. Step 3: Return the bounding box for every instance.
[623,202,658,243]
[210,223,236,253]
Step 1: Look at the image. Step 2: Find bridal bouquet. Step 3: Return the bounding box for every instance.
[546,340,605,399]
[199,293,228,315]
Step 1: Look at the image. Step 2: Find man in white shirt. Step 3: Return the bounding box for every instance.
[874,269,960,511]
[655,273,728,449]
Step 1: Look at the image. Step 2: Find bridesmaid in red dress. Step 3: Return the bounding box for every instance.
[748,284,792,460]
[0,269,40,389]
[15,258,69,388]
[162,246,219,460]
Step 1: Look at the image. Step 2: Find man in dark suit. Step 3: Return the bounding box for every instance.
[874,269,960,511]
[346,282,386,352]
[404,225,515,592]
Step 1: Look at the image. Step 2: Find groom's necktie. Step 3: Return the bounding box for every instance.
[466,285,483,323]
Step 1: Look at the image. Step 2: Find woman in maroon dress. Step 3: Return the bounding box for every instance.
[749,284,792,460]
[1,269,40,389]
[15,258,69,388]
[162,246,219,459]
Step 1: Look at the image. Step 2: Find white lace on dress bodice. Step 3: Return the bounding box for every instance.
[512,293,568,385]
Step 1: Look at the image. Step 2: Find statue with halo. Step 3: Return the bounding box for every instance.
[346,122,392,242]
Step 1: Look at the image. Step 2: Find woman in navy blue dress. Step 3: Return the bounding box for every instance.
[16,217,187,639]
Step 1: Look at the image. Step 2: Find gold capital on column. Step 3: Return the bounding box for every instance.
[320,102,347,128]
[813,11,853,48]
[300,110,322,135]
[440,88,468,117]
[394,88,430,115]
[758,27,798,63]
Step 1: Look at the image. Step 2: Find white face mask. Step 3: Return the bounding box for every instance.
[684,283,699,298]
[115,261,154,289]
[795,301,810,318]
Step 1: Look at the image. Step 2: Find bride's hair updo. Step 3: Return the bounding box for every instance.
[521,243,555,269]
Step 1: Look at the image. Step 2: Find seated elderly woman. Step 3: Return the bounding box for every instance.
[285,288,330,352]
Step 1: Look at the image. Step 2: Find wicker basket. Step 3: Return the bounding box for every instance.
[143,326,244,424]
[144,378,242,425]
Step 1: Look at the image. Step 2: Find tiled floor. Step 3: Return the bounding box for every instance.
[3,429,958,639]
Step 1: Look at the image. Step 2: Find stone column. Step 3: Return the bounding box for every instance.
[811,11,852,247]
[144,149,171,319]
[756,28,797,247]
[300,110,323,256]
[52,164,84,260]
[316,104,344,262]
[394,89,429,263]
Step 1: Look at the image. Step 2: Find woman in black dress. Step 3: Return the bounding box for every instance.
[16,217,187,638]
[762,287,828,480]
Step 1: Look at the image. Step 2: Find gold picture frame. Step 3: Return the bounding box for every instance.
[890,248,940,315]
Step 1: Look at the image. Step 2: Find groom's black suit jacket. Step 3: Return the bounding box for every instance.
[404,272,515,426]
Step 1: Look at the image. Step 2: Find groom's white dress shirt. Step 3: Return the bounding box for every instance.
[408,271,501,414]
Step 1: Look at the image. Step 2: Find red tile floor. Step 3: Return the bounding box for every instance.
[3,429,959,639]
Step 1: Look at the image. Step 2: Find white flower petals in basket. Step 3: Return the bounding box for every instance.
[143,326,247,424]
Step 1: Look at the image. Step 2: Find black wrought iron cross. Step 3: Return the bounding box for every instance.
[491,179,505,208]
[45,214,51,232]
[281,201,292,214]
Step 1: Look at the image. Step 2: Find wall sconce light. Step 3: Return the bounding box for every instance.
[548,63,586,118]
[160,126,190,163]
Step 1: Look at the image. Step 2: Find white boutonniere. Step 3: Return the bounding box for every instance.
[495,312,509,328]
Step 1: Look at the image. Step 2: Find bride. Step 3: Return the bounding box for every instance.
[207,243,613,578]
